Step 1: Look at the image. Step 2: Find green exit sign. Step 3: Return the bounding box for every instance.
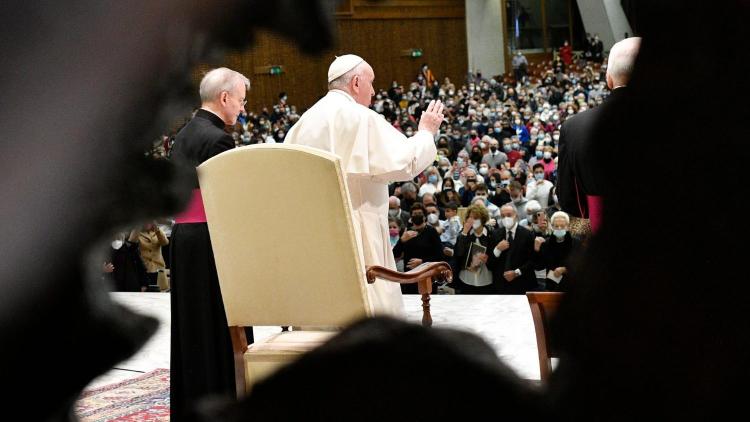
[411,48,423,58]
[269,66,283,75]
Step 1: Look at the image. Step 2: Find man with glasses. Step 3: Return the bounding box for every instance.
[169,67,251,419]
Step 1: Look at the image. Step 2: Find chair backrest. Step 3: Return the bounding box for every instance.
[526,292,564,381]
[198,144,373,327]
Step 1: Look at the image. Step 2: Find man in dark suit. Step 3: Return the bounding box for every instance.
[487,204,537,294]
[169,67,251,420]
[556,37,641,234]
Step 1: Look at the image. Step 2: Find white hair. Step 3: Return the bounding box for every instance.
[389,195,401,206]
[199,67,250,103]
[550,211,570,227]
[328,62,366,91]
[525,200,541,214]
[606,37,641,87]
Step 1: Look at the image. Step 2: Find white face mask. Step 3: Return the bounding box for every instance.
[472,219,482,230]
[502,217,515,229]
[111,239,124,250]
[427,213,439,225]
[388,209,400,217]
[479,167,489,175]
[543,151,552,159]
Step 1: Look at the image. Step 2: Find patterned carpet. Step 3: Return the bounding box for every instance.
[76,369,170,421]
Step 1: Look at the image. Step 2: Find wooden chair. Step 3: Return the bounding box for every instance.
[198,144,452,396]
[526,292,564,381]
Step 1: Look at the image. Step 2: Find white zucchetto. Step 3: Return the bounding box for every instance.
[327,54,364,83]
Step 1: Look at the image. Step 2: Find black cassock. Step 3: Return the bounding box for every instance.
[169,109,253,419]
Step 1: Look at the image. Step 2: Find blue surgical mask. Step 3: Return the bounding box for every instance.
[503,145,512,153]
[428,175,438,184]
[457,157,464,165]
[553,229,567,239]
[534,173,544,181]
[535,150,543,158]
[494,128,501,133]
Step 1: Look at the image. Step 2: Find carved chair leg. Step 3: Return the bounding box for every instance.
[418,277,433,327]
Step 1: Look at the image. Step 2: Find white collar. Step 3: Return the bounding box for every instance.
[329,89,355,103]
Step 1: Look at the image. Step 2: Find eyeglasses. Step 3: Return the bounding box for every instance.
[226,92,247,107]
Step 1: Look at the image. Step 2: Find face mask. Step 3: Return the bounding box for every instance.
[500,180,510,187]
[406,131,414,137]
[553,229,567,239]
[475,195,487,203]
[427,214,439,224]
[490,181,497,189]
[512,196,522,203]
[440,166,450,172]
[111,239,124,250]
[457,157,464,165]
[494,128,501,133]
[472,219,482,230]
[503,145,512,152]
[411,215,424,225]
[428,175,438,184]
[512,144,520,150]
[479,142,486,149]
[535,150,543,158]
[479,167,489,175]
[389,228,399,237]
[388,209,400,217]
[490,146,498,153]
[534,173,544,181]
[544,151,552,159]
[502,217,515,229]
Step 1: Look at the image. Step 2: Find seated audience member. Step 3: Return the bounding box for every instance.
[128,221,169,291]
[488,204,537,294]
[453,204,494,294]
[424,203,442,233]
[471,184,500,219]
[392,203,444,293]
[399,181,418,211]
[418,166,442,197]
[459,168,479,206]
[519,200,542,228]
[388,217,405,272]
[508,181,529,222]
[482,137,507,169]
[437,177,462,209]
[388,196,410,228]
[525,163,554,207]
[489,170,513,207]
[536,211,579,292]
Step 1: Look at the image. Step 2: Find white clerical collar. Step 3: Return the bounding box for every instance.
[330,89,355,103]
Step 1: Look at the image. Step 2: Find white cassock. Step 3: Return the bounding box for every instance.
[285,89,436,316]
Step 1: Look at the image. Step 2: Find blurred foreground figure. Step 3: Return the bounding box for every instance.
[0,1,336,420]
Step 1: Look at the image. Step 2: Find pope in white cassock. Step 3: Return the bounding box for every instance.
[284,54,445,316]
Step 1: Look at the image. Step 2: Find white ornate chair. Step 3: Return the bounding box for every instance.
[198,144,451,396]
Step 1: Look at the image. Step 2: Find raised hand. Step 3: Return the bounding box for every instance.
[417,100,445,135]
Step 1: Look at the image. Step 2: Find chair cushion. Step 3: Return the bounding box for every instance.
[246,331,337,356]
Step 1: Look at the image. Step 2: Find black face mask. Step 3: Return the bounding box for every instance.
[411,215,424,225]
[490,146,498,153]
